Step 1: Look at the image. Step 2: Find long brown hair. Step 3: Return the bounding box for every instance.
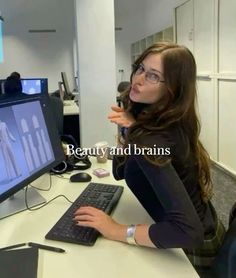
[122,42,213,202]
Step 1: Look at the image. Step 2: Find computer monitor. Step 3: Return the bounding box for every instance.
[0,94,64,219]
[0,79,5,95]
[21,78,48,95]
[61,72,74,100]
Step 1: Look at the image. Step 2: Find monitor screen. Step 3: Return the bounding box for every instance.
[21,78,48,95]
[0,94,64,218]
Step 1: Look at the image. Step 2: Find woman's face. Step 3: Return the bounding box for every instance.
[130,53,168,104]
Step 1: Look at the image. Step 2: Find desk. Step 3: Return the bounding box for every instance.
[0,158,199,278]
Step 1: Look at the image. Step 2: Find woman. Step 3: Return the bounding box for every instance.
[74,42,225,272]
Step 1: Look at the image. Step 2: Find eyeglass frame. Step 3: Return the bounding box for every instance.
[132,63,165,84]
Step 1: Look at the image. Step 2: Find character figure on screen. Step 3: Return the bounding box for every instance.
[73,42,225,273]
[0,120,21,181]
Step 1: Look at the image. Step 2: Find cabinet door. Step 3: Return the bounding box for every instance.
[194,0,216,160]
[175,0,193,52]
[219,0,236,73]
[218,0,236,174]
[219,81,236,173]
[194,0,215,73]
[176,0,217,160]
[197,79,217,160]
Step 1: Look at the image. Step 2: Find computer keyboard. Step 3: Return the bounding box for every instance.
[45,182,124,246]
[63,100,73,106]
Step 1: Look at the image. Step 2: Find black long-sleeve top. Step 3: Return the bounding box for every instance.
[112,125,215,249]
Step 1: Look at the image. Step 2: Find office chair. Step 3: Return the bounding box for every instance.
[117,81,130,93]
[205,203,236,278]
[229,202,236,225]
[117,81,130,107]
[49,96,64,135]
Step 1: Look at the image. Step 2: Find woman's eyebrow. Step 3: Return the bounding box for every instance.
[142,63,162,74]
[150,68,162,74]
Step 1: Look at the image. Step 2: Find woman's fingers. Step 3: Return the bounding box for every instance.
[108,105,135,128]
[74,214,94,222]
[73,206,109,231]
[110,118,126,125]
[73,205,123,239]
[107,111,121,119]
[74,206,98,217]
[76,221,96,227]
[111,105,124,112]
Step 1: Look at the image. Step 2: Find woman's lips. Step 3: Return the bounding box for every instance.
[130,86,140,94]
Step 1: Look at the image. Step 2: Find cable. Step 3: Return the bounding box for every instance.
[50,173,70,180]
[24,186,73,212]
[29,173,71,193]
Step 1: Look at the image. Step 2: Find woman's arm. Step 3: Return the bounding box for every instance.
[134,155,204,248]
[74,156,204,249]
[108,105,135,180]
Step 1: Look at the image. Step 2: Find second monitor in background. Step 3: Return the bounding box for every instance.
[21,78,48,95]
[60,72,74,100]
[0,79,5,95]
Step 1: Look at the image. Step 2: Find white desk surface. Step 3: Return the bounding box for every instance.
[63,100,79,116]
[0,157,199,278]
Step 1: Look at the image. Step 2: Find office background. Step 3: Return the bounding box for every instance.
[0,0,235,207]
[0,0,187,148]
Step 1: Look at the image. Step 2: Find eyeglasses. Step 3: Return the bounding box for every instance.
[132,63,165,84]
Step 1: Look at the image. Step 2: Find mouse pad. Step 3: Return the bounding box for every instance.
[0,247,38,278]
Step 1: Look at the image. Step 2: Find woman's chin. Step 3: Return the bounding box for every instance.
[129,93,140,103]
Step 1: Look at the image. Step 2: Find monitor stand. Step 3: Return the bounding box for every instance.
[0,187,46,220]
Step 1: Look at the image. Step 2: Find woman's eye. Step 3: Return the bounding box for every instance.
[148,73,159,81]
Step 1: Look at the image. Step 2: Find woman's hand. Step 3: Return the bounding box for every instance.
[74,206,127,241]
[108,105,135,128]
[74,206,156,247]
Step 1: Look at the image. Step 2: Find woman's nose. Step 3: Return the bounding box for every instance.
[133,72,145,85]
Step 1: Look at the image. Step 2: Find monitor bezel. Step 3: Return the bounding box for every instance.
[0,94,64,204]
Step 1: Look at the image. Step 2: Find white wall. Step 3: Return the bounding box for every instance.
[75,0,117,148]
[0,0,75,92]
[114,0,187,85]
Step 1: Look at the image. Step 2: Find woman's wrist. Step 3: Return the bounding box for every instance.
[108,223,155,248]
[108,224,127,242]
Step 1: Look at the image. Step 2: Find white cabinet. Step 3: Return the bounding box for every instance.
[175,0,193,52]
[175,0,236,175]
